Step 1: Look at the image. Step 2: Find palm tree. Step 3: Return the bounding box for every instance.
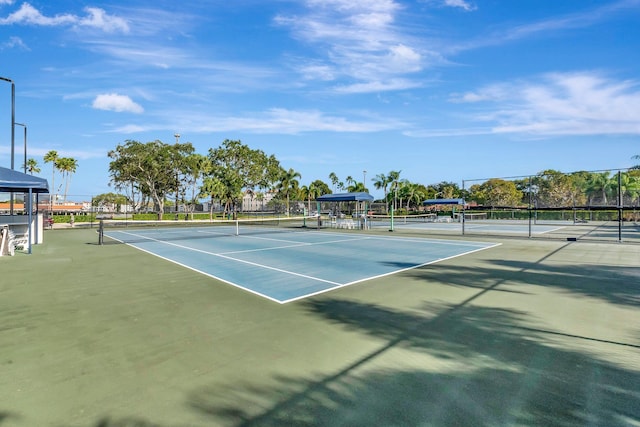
[277,168,301,215]
[43,150,59,208]
[585,171,612,205]
[57,157,78,203]
[372,173,390,213]
[403,182,426,211]
[328,172,339,192]
[25,158,40,175]
[199,176,226,220]
[347,181,366,193]
[387,170,402,212]
[301,181,324,215]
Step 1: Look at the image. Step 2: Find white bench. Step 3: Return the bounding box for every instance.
[1,227,29,256]
[337,219,355,229]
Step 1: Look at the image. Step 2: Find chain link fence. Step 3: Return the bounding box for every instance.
[459,168,639,243]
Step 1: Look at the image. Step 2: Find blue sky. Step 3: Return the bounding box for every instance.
[1,0,639,200]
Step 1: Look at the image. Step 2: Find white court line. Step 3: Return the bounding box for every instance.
[220,236,373,255]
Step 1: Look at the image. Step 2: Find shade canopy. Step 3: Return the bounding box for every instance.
[317,192,374,202]
[0,166,49,193]
[423,198,465,205]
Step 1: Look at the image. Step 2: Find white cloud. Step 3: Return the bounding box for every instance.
[334,78,423,94]
[0,3,128,33]
[78,7,129,33]
[1,35,28,50]
[433,72,640,137]
[111,108,404,135]
[443,0,476,11]
[452,0,638,54]
[276,0,428,93]
[92,93,143,113]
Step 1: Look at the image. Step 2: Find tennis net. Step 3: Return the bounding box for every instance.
[367,213,436,227]
[99,216,314,244]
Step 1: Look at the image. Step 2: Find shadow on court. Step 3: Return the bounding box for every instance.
[401,259,640,308]
[181,241,639,426]
[187,300,640,426]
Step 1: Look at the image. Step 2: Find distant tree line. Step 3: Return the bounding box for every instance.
[102,138,640,219]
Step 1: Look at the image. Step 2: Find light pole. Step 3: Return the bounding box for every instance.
[0,76,15,169]
[15,122,26,174]
[1,76,15,215]
[363,170,367,192]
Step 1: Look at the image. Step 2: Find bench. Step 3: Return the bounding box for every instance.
[1,227,29,256]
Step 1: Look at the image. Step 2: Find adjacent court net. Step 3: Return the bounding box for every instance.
[367,213,437,227]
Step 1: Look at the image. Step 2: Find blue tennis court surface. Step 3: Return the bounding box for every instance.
[106,226,499,304]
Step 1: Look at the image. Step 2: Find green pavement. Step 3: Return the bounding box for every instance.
[1,228,639,426]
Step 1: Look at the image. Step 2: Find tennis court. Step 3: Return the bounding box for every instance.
[104,220,499,303]
[2,227,639,426]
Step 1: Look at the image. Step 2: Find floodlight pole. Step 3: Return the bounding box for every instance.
[1,77,15,214]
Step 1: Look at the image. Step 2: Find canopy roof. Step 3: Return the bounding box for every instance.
[423,198,465,205]
[0,166,49,193]
[317,192,374,202]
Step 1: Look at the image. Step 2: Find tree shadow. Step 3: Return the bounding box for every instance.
[187,299,640,426]
[491,259,640,307]
[0,412,16,426]
[401,258,640,308]
[94,417,164,427]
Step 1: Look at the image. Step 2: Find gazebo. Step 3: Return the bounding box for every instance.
[316,192,375,229]
[0,166,50,254]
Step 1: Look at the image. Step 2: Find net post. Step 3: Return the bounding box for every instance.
[461,181,465,236]
[528,176,533,239]
[235,219,239,236]
[98,219,104,245]
[618,170,623,242]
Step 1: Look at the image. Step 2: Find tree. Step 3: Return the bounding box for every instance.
[44,150,58,207]
[387,170,402,212]
[207,139,281,217]
[372,173,390,213]
[183,153,210,219]
[404,182,428,211]
[276,168,301,215]
[535,169,578,208]
[430,181,460,199]
[584,171,612,206]
[631,155,640,170]
[347,181,367,193]
[108,140,188,220]
[199,176,226,220]
[469,178,522,208]
[56,157,78,203]
[329,172,339,192]
[25,158,40,175]
[92,192,128,213]
[300,180,330,215]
